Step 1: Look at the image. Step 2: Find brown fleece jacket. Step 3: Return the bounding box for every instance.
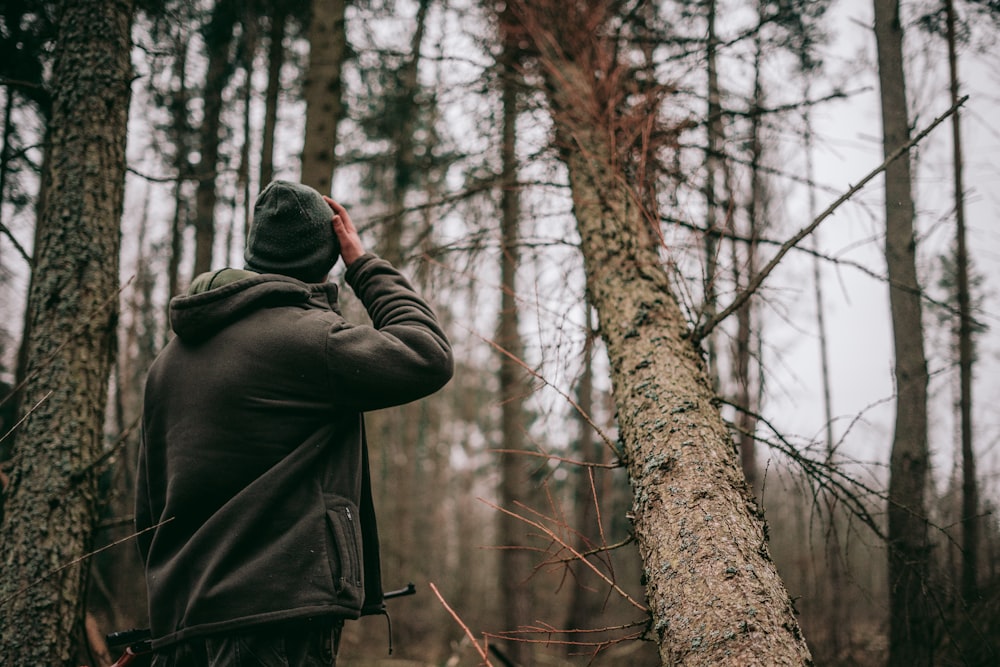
[136,254,453,649]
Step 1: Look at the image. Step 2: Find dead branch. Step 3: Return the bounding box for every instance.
[692,95,969,344]
[0,518,173,608]
[480,497,647,612]
[0,220,31,264]
[429,582,494,666]
[470,328,618,457]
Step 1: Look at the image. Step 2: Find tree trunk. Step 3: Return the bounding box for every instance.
[509,3,813,664]
[193,0,237,276]
[165,27,191,318]
[234,9,258,265]
[702,0,723,389]
[802,85,845,658]
[565,313,605,650]
[733,26,764,492]
[496,24,534,664]
[260,10,287,187]
[300,0,347,193]
[567,120,809,667]
[380,0,431,266]
[0,0,133,663]
[944,0,977,607]
[873,1,933,664]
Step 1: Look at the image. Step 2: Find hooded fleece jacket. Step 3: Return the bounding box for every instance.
[136,254,453,650]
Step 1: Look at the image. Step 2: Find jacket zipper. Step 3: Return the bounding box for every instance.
[344,506,362,587]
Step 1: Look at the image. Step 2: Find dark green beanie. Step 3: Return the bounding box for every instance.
[244,180,341,282]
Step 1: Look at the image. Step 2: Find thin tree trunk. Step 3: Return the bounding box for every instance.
[509,3,812,663]
[165,29,191,318]
[193,0,237,276]
[260,10,286,187]
[496,19,534,663]
[803,89,844,659]
[565,312,605,650]
[0,0,134,663]
[733,26,764,492]
[873,1,933,664]
[300,0,347,193]
[235,9,258,266]
[702,0,722,389]
[944,0,977,607]
[380,0,432,266]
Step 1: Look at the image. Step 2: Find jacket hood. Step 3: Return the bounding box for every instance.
[170,273,339,341]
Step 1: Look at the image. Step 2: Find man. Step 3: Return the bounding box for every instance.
[136,180,454,666]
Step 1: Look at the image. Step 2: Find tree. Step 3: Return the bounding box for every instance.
[300,0,348,192]
[192,0,239,276]
[495,9,535,662]
[872,0,934,664]
[259,4,291,187]
[505,1,812,663]
[943,0,978,609]
[0,0,134,663]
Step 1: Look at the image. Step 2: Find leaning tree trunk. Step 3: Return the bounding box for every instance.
[0,0,134,664]
[873,1,933,665]
[565,115,810,667]
[508,2,812,664]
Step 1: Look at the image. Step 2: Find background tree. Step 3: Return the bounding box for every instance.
[873,0,934,664]
[300,0,348,192]
[0,0,134,664]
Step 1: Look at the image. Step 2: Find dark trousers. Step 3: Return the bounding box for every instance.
[151,619,344,667]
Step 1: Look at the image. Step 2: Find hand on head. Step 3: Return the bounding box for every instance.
[323,196,366,267]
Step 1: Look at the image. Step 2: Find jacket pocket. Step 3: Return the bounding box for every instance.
[324,498,364,605]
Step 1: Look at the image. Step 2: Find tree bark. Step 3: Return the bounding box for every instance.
[300,0,347,193]
[509,2,813,664]
[872,1,933,664]
[0,0,133,663]
[566,122,810,667]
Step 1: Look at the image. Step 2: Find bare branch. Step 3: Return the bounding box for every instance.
[0,220,31,264]
[693,95,969,344]
[429,582,495,666]
[479,497,648,612]
[469,328,618,457]
[0,518,173,608]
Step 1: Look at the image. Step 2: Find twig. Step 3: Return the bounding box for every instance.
[0,220,31,264]
[480,498,648,611]
[0,391,52,445]
[0,518,173,608]
[693,95,969,344]
[429,582,494,666]
[468,327,618,456]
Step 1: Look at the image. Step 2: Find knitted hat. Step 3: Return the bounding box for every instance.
[244,180,340,283]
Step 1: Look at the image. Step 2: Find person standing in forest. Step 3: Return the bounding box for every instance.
[135,180,454,666]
